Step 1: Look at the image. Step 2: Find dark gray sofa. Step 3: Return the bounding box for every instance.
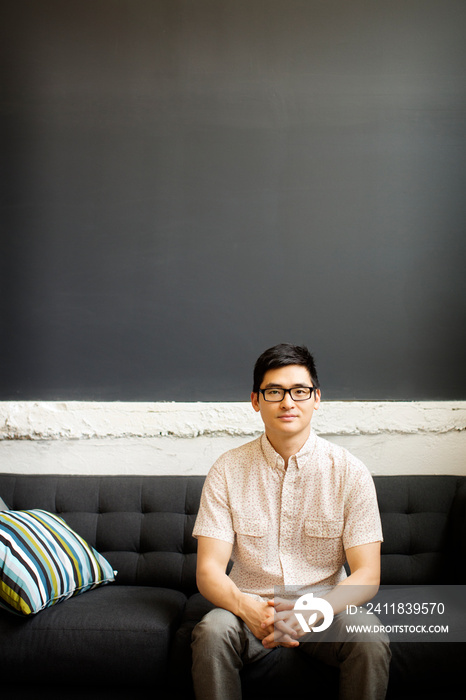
[0,472,465,700]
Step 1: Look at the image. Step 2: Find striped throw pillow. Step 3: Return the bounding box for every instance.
[0,509,116,616]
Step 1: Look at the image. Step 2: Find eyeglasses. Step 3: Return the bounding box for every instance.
[258,387,316,402]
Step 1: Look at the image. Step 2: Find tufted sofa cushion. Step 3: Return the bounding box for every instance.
[0,474,205,594]
[376,475,466,584]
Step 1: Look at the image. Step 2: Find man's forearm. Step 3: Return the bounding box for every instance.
[322,570,379,618]
[197,568,271,639]
[197,567,244,616]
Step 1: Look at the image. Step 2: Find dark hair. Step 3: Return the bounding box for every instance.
[252,343,320,393]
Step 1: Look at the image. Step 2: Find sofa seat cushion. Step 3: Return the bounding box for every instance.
[0,585,187,686]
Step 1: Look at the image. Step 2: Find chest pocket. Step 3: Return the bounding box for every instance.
[232,515,268,562]
[304,519,344,567]
[305,519,344,539]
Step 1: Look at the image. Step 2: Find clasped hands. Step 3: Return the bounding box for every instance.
[259,598,320,649]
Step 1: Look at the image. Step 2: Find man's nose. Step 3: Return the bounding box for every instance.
[280,390,295,406]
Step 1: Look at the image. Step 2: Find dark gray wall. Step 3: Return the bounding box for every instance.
[1,0,465,400]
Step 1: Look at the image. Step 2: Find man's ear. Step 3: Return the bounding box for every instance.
[314,389,322,410]
[251,391,260,413]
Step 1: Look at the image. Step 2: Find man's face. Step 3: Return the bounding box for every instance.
[251,364,321,445]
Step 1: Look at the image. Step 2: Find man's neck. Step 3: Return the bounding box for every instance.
[265,427,311,468]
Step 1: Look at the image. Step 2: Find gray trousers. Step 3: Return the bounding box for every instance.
[191,607,391,700]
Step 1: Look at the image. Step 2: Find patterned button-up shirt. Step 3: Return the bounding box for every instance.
[193,432,383,599]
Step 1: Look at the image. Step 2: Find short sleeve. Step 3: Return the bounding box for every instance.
[192,459,235,544]
[342,459,383,551]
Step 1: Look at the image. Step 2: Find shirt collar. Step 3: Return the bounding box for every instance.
[260,431,317,471]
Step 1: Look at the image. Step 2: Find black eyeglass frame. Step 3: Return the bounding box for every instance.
[258,386,317,402]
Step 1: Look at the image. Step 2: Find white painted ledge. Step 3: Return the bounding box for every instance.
[1,401,465,440]
[0,401,464,476]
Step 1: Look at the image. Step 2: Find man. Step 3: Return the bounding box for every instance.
[191,343,391,700]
